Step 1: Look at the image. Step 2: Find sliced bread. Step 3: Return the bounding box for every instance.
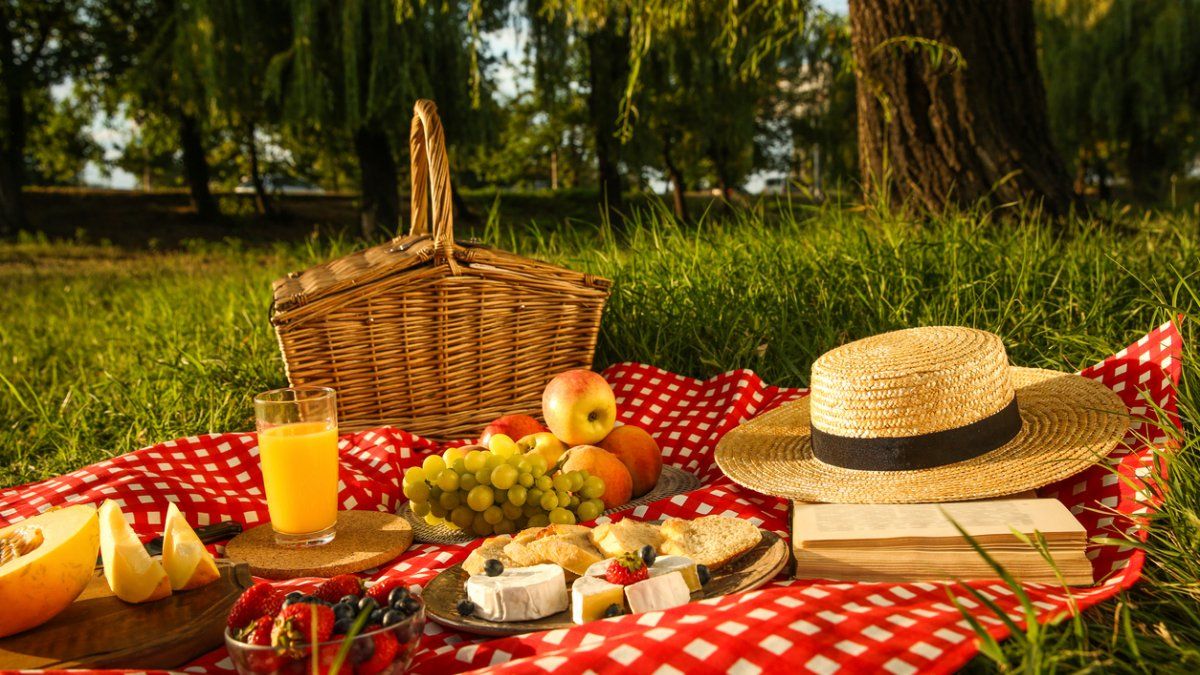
[660,516,761,570]
[590,519,665,558]
[525,531,604,576]
[463,534,515,576]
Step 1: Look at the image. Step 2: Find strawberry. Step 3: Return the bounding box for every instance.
[355,630,400,675]
[315,574,363,602]
[227,582,284,631]
[605,552,649,586]
[365,576,407,604]
[236,616,285,672]
[272,603,335,654]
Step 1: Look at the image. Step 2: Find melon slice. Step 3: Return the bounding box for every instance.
[0,504,101,637]
[98,500,171,603]
[162,502,219,591]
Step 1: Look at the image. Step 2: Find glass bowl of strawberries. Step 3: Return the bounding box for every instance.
[224,576,425,675]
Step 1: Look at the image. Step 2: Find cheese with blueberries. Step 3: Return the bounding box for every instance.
[571,575,626,624]
[465,564,568,621]
[649,555,702,593]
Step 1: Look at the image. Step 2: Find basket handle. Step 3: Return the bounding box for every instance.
[408,99,459,273]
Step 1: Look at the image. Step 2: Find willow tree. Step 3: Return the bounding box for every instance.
[269,0,489,237]
[550,0,1077,215]
[1038,0,1200,202]
[526,0,629,213]
[0,0,93,233]
[191,1,291,215]
[97,0,221,219]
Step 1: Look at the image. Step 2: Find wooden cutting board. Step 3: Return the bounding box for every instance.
[0,559,252,669]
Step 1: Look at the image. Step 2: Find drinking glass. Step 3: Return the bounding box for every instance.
[254,386,339,547]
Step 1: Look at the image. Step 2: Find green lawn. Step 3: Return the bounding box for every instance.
[2,197,1199,669]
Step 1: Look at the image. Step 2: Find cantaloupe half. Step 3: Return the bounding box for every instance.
[162,502,219,591]
[0,504,101,637]
[98,500,171,604]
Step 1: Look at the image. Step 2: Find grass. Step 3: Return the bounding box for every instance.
[2,193,1200,669]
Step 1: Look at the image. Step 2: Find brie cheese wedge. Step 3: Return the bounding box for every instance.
[465,563,568,622]
[650,555,702,593]
[624,570,691,614]
[571,574,626,624]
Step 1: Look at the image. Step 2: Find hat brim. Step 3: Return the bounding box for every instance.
[714,368,1130,503]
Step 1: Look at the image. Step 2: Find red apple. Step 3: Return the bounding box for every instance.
[480,414,545,446]
[597,425,662,497]
[541,370,617,446]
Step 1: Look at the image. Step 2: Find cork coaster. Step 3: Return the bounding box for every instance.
[225,510,413,580]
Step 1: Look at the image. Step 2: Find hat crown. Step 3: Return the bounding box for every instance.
[809,326,1015,438]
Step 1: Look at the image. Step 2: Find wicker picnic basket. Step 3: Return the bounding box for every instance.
[269,100,611,439]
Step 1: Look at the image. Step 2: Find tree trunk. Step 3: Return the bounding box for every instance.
[848,0,1074,215]
[245,123,273,216]
[353,124,398,239]
[0,17,28,235]
[550,150,559,191]
[450,180,479,226]
[1126,125,1167,203]
[662,134,689,222]
[586,20,628,219]
[177,112,219,220]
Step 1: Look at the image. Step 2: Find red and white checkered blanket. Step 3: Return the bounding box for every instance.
[0,321,1182,674]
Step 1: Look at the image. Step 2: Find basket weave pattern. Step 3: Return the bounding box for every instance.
[271,100,610,438]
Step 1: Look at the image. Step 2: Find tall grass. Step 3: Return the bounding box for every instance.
[2,200,1199,669]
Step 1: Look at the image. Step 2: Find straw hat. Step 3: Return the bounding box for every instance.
[714,326,1129,503]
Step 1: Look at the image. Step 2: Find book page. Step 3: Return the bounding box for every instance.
[792,498,1085,546]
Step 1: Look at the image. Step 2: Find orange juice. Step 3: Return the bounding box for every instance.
[258,421,338,534]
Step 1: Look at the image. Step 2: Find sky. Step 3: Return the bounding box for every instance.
[75,0,848,190]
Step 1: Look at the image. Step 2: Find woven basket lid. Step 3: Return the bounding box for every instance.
[715,326,1130,503]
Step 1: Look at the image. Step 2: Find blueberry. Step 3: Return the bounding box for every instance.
[283,591,304,606]
[333,618,352,634]
[402,597,421,614]
[603,603,622,618]
[640,545,656,567]
[357,596,378,613]
[349,634,375,663]
[456,599,476,617]
[334,602,355,621]
[382,609,406,627]
[387,587,409,607]
[340,594,359,605]
[696,564,711,586]
[369,608,383,624]
[484,558,504,577]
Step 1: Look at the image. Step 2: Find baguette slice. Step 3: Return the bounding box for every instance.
[525,531,604,576]
[590,519,665,558]
[463,535,516,576]
[660,516,761,570]
[504,524,592,567]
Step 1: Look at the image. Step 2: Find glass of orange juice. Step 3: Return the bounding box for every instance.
[254,386,339,547]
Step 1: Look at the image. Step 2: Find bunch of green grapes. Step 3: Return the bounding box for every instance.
[401,436,607,537]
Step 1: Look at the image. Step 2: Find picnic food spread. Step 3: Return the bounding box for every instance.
[445,515,758,630]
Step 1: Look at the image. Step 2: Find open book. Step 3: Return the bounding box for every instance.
[791,498,1093,586]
